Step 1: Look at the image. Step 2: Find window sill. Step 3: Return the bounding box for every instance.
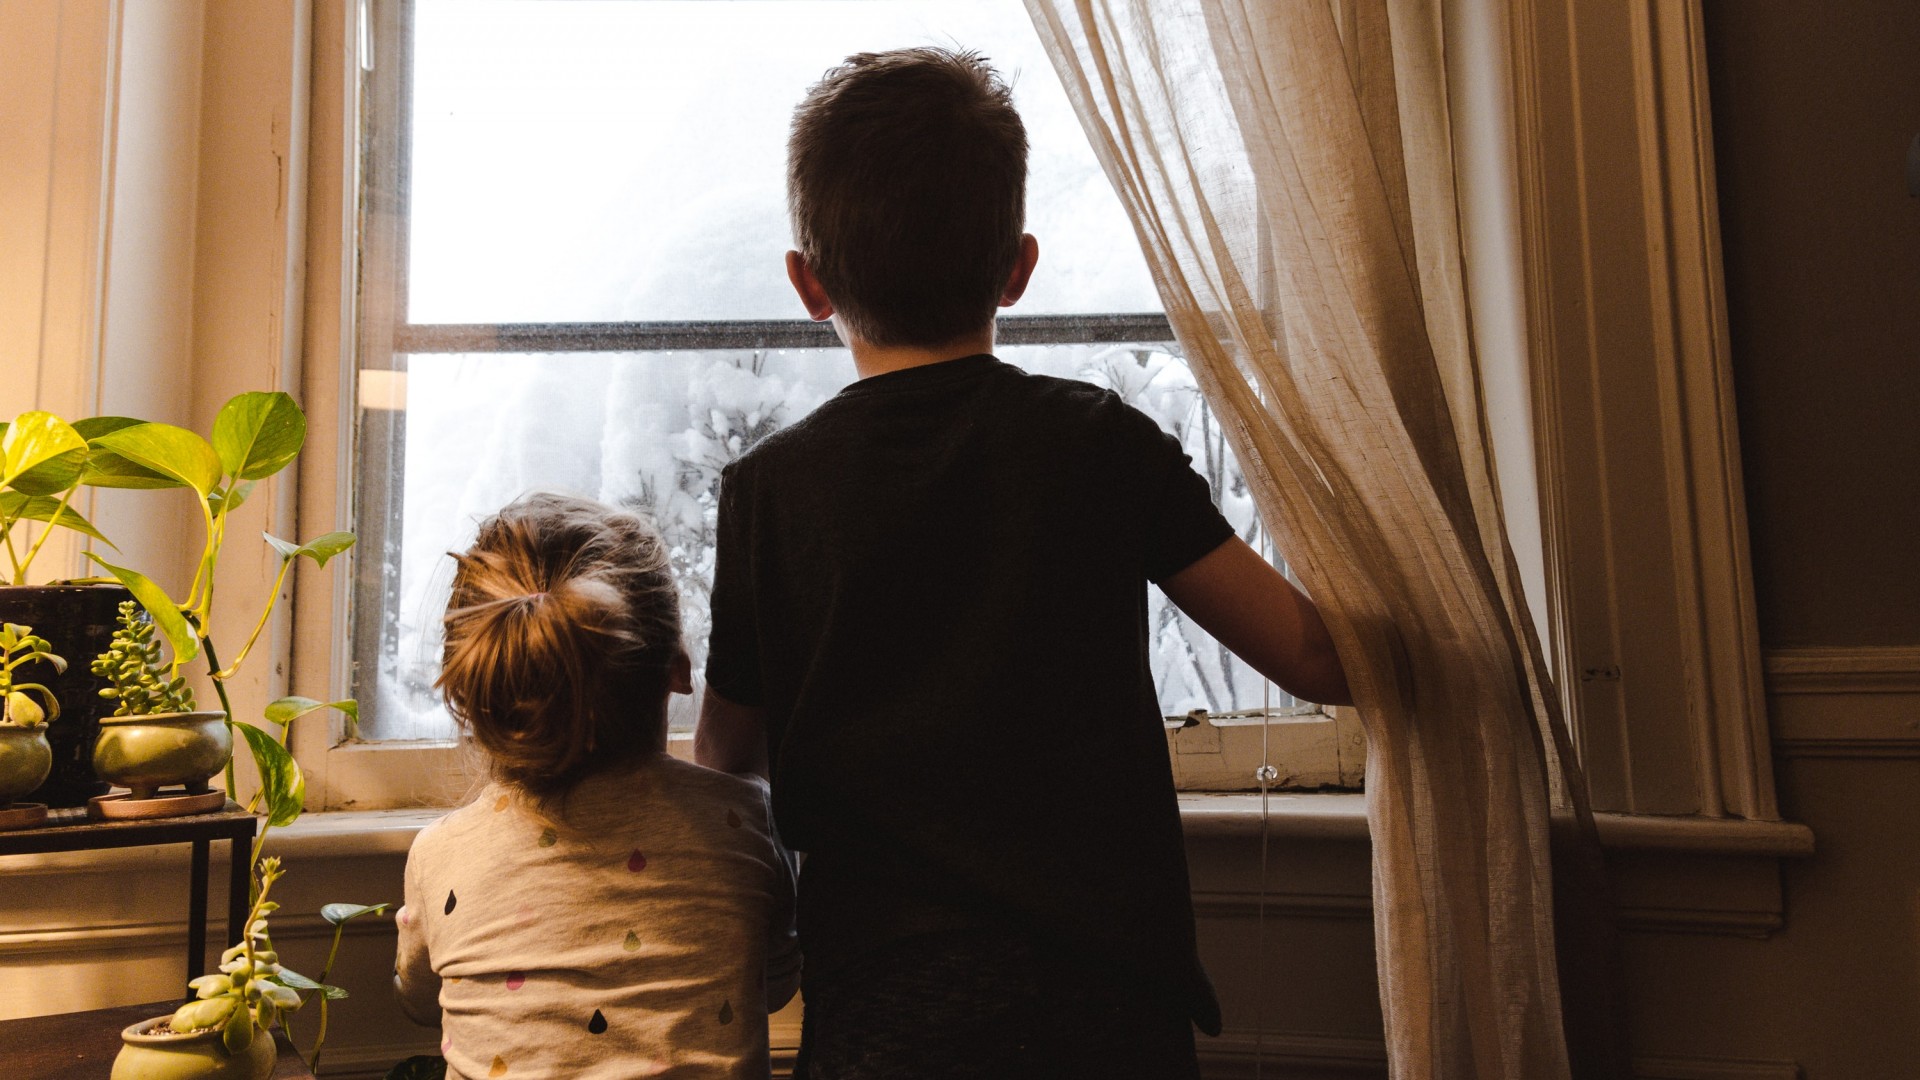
[0,793,1812,871]
[1177,792,1815,856]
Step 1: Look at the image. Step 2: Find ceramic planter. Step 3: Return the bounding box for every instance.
[0,583,133,806]
[92,711,232,800]
[0,724,52,804]
[111,1016,275,1080]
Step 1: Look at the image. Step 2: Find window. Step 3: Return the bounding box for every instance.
[350,0,1340,785]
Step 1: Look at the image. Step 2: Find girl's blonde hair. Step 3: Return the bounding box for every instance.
[436,492,682,800]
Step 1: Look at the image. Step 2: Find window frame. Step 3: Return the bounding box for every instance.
[283,0,1777,819]
[301,0,1348,807]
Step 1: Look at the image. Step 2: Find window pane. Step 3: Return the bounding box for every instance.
[357,347,1289,741]
[406,0,1163,325]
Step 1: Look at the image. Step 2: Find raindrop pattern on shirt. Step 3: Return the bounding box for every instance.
[588,1009,609,1035]
[444,890,457,915]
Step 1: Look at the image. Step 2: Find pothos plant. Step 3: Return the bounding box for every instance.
[0,411,129,585]
[70,391,357,811]
[68,391,388,1074]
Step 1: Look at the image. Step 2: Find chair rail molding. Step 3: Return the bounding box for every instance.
[1507,0,1774,818]
[1766,646,1920,758]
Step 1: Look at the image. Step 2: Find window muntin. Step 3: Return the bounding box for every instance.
[355,0,1305,744]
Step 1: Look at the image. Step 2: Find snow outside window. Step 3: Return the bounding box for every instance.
[355,0,1301,741]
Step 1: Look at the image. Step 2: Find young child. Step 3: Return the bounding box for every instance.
[395,492,800,1079]
[696,48,1350,1080]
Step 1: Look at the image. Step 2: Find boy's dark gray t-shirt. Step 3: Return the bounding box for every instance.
[705,353,1234,1033]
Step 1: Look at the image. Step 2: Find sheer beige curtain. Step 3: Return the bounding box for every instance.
[1022,1,1620,1077]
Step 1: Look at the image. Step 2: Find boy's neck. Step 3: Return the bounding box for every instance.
[847,325,995,380]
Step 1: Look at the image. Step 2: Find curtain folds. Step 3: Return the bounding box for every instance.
[1022,2,1621,1077]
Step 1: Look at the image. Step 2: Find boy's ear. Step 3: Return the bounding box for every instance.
[999,234,1041,308]
[668,647,694,696]
[786,251,836,322]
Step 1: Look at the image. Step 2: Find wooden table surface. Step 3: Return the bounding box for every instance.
[0,1001,312,1079]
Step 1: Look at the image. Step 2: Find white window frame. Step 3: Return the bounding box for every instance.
[267,0,1775,818]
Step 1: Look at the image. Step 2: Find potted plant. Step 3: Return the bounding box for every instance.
[73,391,356,816]
[88,601,231,810]
[0,622,63,828]
[0,411,145,806]
[113,853,389,1080]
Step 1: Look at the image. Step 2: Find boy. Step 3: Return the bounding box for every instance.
[696,47,1350,1080]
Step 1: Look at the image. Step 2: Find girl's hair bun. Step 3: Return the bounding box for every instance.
[436,492,681,800]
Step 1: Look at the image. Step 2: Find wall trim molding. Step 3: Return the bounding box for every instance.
[1765,647,1920,758]
[1634,1054,1802,1080]
[1763,646,1920,695]
[0,911,393,962]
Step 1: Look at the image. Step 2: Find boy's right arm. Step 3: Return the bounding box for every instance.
[1161,536,1353,707]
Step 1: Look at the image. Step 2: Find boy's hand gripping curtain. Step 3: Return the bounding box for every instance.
[1022,1,1624,1077]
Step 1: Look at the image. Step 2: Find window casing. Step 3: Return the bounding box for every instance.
[333,0,1344,798]
[278,0,1773,817]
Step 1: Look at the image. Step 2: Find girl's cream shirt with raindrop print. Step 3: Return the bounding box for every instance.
[394,756,800,1079]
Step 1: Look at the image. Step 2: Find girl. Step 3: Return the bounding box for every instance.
[395,492,799,1079]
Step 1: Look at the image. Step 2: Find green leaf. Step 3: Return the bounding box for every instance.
[221,1009,254,1053]
[91,423,223,496]
[320,901,389,926]
[0,492,112,545]
[264,696,358,729]
[84,553,198,664]
[80,448,183,490]
[264,530,357,568]
[236,721,305,828]
[7,448,88,496]
[208,481,255,516]
[1,412,86,488]
[172,994,239,1032]
[70,416,149,440]
[213,392,306,481]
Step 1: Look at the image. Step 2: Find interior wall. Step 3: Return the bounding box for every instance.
[1702,0,1920,649]
[1624,2,1920,1076]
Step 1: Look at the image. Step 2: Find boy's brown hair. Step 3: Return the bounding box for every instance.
[788,46,1028,348]
[436,492,682,801]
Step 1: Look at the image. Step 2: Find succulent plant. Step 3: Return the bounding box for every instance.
[92,601,195,716]
[0,622,65,727]
[172,857,302,1052]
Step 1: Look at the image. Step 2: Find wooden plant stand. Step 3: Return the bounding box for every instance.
[0,801,258,994]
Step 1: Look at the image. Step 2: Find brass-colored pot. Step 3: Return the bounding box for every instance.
[92,712,232,800]
[0,725,53,805]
